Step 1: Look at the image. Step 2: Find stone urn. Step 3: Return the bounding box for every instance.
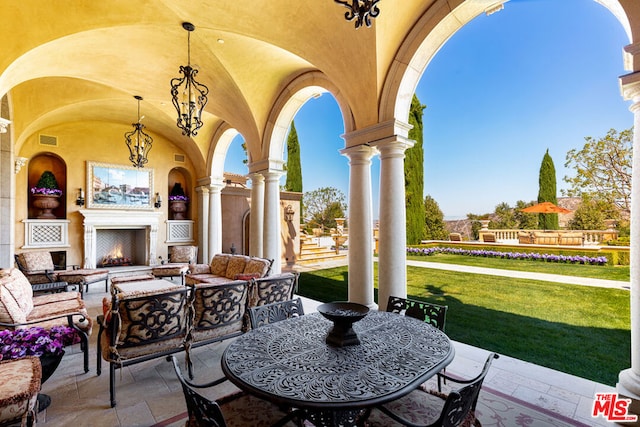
[32,194,60,219]
[170,200,187,220]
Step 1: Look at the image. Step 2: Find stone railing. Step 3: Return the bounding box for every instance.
[483,229,619,245]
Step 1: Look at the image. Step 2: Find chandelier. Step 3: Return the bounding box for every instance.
[334,0,380,28]
[170,22,209,137]
[124,95,153,168]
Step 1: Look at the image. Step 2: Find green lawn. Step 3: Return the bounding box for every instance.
[298,263,630,386]
[407,253,630,281]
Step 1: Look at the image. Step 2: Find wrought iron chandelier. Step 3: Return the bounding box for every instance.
[170,22,209,137]
[124,95,153,168]
[334,0,380,28]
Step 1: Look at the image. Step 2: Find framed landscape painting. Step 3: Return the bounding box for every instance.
[86,161,154,210]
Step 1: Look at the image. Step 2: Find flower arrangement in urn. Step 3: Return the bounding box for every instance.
[31,170,62,197]
[169,182,189,219]
[31,170,62,218]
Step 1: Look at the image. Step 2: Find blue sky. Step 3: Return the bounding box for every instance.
[225,0,633,220]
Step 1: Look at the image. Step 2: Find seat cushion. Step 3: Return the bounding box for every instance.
[210,254,231,277]
[0,357,41,424]
[225,256,249,280]
[1,268,34,316]
[152,264,189,277]
[16,251,54,273]
[57,269,108,284]
[111,274,155,285]
[169,246,197,263]
[0,285,27,324]
[243,258,270,277]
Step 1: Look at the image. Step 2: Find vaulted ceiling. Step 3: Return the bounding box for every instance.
[2,0,636,176]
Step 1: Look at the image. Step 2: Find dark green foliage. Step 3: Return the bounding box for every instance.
[285,121,303,193]
[424,195,448,240]
[489,202,517,229]
[538,149,559,230]
[35,171,59,189]
[170,182,185,196]
[514,200,538,229]
[405,94,426,245]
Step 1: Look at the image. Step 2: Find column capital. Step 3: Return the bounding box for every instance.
[340,144,377,163]
[249,172,265,184]
[370,136,415,159]
[342,119,413,148]
[620,71,640,108]
[262,169,285,181]
[195,185,209,195]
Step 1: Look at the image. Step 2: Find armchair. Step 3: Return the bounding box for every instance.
[0,268,92,373]
[15,251,108,297]
[368,353,499,427]
[151,245,198,285]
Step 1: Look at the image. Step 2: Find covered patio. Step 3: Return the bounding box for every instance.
[2,0,640,408]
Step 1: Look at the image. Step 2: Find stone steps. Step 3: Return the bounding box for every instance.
[297,237,346,265]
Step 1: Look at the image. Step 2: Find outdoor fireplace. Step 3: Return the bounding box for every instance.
[79,209,162,269]
[95,229,143,267]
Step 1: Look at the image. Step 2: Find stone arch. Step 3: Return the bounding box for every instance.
[258,71,354,172]
[207,122,240,180]
[379,0,633,126]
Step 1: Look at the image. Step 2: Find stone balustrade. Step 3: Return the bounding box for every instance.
[484,229,619,245]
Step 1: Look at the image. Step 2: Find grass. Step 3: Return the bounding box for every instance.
[298,264,630,386]
[407,253,630,281]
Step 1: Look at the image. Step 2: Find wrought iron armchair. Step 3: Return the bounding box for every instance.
[249,297,305,329]
[386,296,448,331]
[168,355,300,427]
[387,296,449,390]
[367,353,499,427]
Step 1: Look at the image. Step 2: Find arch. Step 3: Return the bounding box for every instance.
[379,0,633,126]
[168,167,194,220]
[28,152,67,219]
[207,122,240,180]
[257,71,354,173]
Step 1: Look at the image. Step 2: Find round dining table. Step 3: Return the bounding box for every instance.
[221,310,454,426]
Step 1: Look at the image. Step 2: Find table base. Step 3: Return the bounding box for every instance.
[302,408,369,427]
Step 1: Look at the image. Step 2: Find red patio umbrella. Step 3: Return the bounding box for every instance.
[520,201,572,214]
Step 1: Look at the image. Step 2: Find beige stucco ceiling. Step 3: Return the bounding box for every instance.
[1,0,636,176]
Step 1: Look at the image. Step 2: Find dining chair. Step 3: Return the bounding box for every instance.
[386,296,448,331]
[366,352,499,427]
[386,296,449,391]
[249,297,305,329]
[168,355,300,427]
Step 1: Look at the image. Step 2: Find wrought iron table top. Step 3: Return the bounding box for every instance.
[221,310,454,410]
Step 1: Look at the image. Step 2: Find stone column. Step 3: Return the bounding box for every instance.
[340,144,377,307]
[619,73,640,398]
[208,180,224,257]
[263,170,283,274]
[196,185,210,263]
[249,173,265,257]
[371,136,414,311]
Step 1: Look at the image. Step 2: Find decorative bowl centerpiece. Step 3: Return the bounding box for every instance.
[317,301,369,347]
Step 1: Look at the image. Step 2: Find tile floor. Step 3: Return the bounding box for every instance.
[34,275,619,427]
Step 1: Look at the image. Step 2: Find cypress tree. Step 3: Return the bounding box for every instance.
[285,121,303,193]
[538,149,559,230]
[405,94,426,244]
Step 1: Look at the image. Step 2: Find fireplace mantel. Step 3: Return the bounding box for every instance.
[79,209,162,268]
